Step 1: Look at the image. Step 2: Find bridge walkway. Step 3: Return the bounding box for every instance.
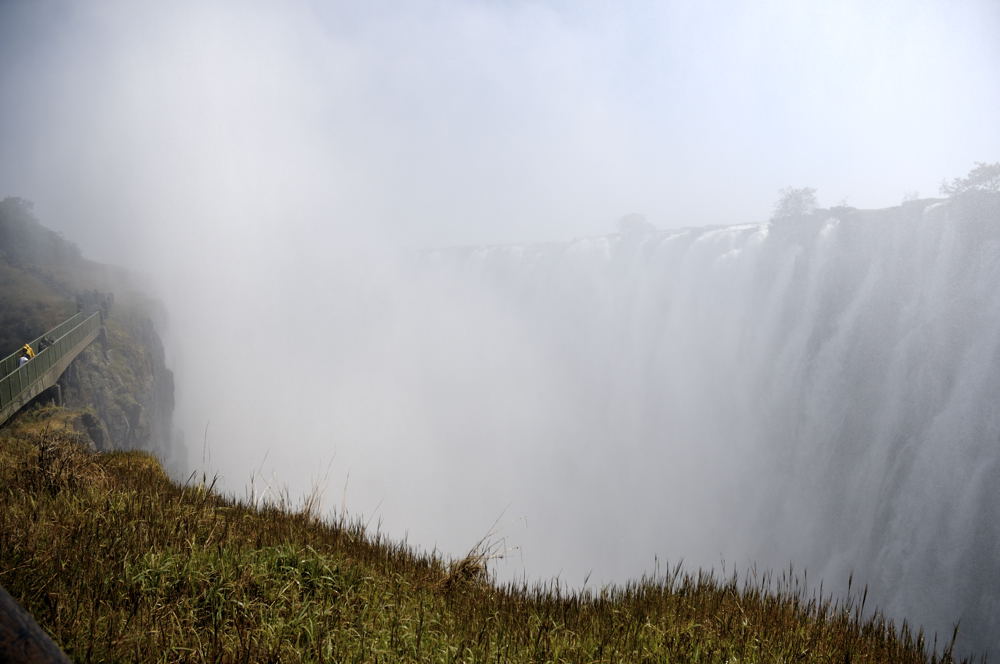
[0,311,103,426]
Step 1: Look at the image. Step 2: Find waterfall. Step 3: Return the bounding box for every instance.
[403,194,1000,653]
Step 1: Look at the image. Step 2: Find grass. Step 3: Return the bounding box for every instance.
[0,427,978,663]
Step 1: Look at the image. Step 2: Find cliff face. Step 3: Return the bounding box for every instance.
[58,305,177,462]
[0,197,182,473]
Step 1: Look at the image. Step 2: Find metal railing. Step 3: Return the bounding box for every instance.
[0,312,88,378]
[0,312,102,415]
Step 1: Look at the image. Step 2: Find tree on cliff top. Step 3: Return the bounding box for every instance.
[940,162,1000,196]
[771,187,817,220]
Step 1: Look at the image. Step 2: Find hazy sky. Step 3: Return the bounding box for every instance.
[0,0,997,264]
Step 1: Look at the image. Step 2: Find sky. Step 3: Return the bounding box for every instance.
[1,0,1000,628]
[0,0,997,265]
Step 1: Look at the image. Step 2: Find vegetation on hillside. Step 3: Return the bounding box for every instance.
[0,428,971,663]
[0,196,102,354]
[0,259,76,354]
[0,198,82,267]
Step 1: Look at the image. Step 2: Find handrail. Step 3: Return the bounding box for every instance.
[0,312,102,419]
[0,312,86,378]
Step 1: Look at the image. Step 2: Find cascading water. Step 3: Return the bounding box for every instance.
[400,194,1000,654]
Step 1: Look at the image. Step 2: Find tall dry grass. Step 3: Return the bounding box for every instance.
[0,429,978,663]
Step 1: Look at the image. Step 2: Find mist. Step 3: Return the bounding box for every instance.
[2,0,1000,655]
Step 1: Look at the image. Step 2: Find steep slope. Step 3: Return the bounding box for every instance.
[0,433,955,663]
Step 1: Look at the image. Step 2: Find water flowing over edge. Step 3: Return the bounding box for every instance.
[410,194,1000,654]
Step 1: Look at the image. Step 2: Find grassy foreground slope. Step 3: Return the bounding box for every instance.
[0,429,964,663]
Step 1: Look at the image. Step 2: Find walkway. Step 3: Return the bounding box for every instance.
[0,312,102,426]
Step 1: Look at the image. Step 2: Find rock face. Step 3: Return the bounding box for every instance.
[58,307,177,464]
[0,583,72,664]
